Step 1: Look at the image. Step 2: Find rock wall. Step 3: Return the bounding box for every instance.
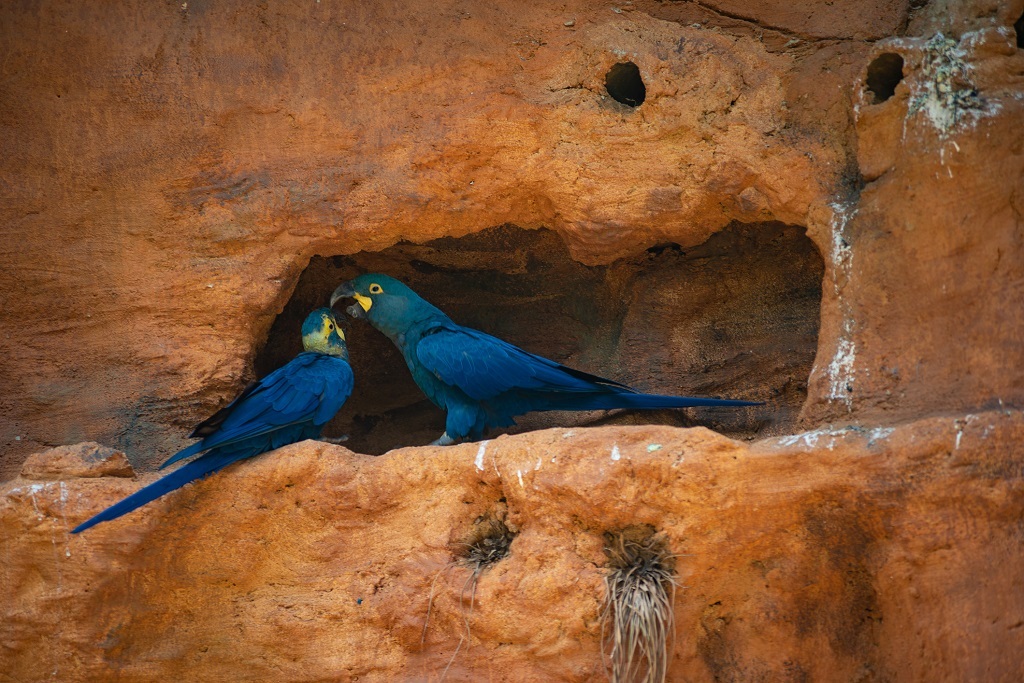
[3,416,1023,681]
[2,0,1024,680]
[1,0,872,474]
[803,6,1024,426]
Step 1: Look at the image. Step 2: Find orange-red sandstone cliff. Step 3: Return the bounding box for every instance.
[4,419,1024,681]
[1,0,1023,680]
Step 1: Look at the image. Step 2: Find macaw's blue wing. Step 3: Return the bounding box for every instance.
[189,380,261,438]
[415,323,758,439]
[71,353,353,533]
[416,325,630,400]
[160,353,354,470]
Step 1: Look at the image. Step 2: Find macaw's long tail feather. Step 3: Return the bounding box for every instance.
[544,391,763,413]
[70,450,246,534]
[607,392,763,410]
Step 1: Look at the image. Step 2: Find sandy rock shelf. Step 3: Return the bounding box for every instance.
[3,411,1022,682]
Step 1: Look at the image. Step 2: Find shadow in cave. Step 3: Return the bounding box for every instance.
[256,224,823,454]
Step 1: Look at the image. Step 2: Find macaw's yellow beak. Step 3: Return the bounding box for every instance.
[352,293,372,312]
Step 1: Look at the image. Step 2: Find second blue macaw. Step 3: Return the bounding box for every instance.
[331,274,760,445]
[72,308,353,533]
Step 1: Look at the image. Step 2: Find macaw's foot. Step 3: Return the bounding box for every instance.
[318,435,350,445]
[430,432,456,447]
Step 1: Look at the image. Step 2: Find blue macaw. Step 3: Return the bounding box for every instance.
[330,274,759,445]
[72,308,353,533]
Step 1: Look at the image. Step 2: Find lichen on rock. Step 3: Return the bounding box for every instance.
[906,33,990,135]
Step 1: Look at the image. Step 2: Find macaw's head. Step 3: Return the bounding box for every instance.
[301,308,349,360]
[329,273,437,339]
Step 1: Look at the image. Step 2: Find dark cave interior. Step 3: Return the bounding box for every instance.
[256,223,823,454]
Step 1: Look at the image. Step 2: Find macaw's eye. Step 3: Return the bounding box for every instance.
[328,322,335,331]
[369,283,383,294]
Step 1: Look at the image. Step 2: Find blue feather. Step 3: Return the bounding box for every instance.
[336,273,761,442]
[73,310,354,533]
[73,442,264,534]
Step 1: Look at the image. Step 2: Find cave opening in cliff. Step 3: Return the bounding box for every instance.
[255,223,823,454]
[1015,10,1024,48]
[865,53,904,104]
[605,61,646,107]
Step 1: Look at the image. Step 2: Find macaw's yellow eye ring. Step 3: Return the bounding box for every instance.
[369,283,383,294]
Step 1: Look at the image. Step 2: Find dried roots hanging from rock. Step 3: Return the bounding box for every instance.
[602,525,677,683]
[461,514,514,582]
[422,512,516,666]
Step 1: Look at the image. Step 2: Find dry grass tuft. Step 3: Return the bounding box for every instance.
[422,512,516,678]
[461,515,514,574]
[450,514,514,623]
[602,525,678,683]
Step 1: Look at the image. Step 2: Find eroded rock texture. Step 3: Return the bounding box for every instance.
[0,0,873,474]
[3,412,1023,681]
[804,9,1024,426]
[2,0,1024,679]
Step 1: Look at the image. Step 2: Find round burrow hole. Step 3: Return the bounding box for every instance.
[257,223,822,454]
[605,61,646,107]
[865,53,904,104]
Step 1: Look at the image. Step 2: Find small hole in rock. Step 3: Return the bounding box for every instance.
[605,61,646,107]
[646,243,683,256]
[1015,10,1024,49]
[257,223,822,453]
[865,53,904,104]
